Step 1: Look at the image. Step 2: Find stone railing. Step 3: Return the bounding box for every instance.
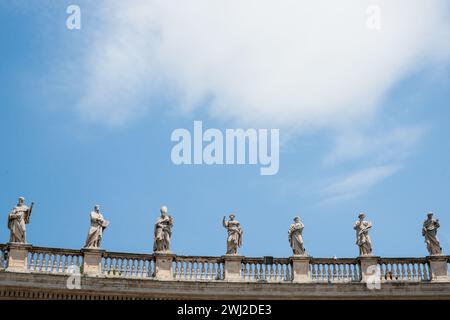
[310,258,361,282]
[27,246,83,274]
[1,243,449,284]
[0,244,8,270]
[173,256,224,281]
[102,251,155,278]
[242,257,292,282]
[378,257,430,282]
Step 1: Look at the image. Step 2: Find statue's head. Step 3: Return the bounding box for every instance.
[94,205,100,212]
[358,213,365,220]
[427,212,434,219]
[229,213,236,220]
[160,206,168,216]
[18,197,25,205]
[294,216,300,223]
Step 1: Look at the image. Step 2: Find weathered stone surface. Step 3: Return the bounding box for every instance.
[223,255,243,282]
[82,248,105,276]
[6,243,32,273]
[1,271,450,300]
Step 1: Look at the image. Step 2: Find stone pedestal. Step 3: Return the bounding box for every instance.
[291,255,310,283]
[223,255,243,282]
[82,248,104,276]
[6,243,32,273]
[428,256,449,282]
[358,256,380,283]
[154,252,175,280]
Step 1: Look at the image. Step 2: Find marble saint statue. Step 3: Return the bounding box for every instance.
[422,212,442,255]
[288,216,306,255]
[222,214,243,255]
[8,197,33,243]
[84,205,109,248]
[153,206,174,252]
[354,213,373,256]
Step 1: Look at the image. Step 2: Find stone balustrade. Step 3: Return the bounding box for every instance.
[242,257,292,282]
[27,246,83,274]
[0,244,8,270]
[1,243,449,285]
[173,256,224,281]
[102,251,155,278]
[310,258,361,283]
[378,257,431,282]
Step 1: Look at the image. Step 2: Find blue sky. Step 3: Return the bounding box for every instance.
[1,1,449,258]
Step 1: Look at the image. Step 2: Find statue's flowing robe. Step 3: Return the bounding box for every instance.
[153,216,173,252]
[8,205,30,243]
[354,221,372,255]
[423,219,441,255]
[288,222,305,254]
[224,221,243,254]
[85,212,106,248]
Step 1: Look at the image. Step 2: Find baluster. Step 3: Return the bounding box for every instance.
[342,264,348,282]
[58,255,64,273]
[29,253,36,271]
[395,263,400,280]
[120,258,125,276]
[258,263,263,280]
[271,264,275,281]
[201,261,206,280]
[332,263,337,281]
[172,260,178,279]
[52,254,58,273]
[187,261,192,280]
[180,261,185,280]
[125,259,131,277]
[422,263,429,281]
[131,259,136,277]
[42,253,47,272]
[211,262,216,281]
[406,263,412,281]
[354,264,359,281]
[326,264,331,282]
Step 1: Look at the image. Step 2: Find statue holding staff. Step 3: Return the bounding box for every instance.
[153,206,174,252]
[422,212,442,255]
[84,205,109,249]
[223,214,243,255]
[8,197,33,243]
[354,213,373,256]
[288,216,306,255]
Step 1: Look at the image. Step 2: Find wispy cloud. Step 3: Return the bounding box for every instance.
[325,125,426,165]
[321,164,400,204]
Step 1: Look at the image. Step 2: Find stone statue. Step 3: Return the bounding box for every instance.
[288,216,305,255]
[153,206,174,252]
[222,214,243,255]
[422,212,442,255]
[8,197,33,243]
[354,213,373,256]
[84,205,109,249]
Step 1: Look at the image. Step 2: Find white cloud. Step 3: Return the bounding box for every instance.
[67,0,449,200]
[321,164,400,203]
[74,0,450,128]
